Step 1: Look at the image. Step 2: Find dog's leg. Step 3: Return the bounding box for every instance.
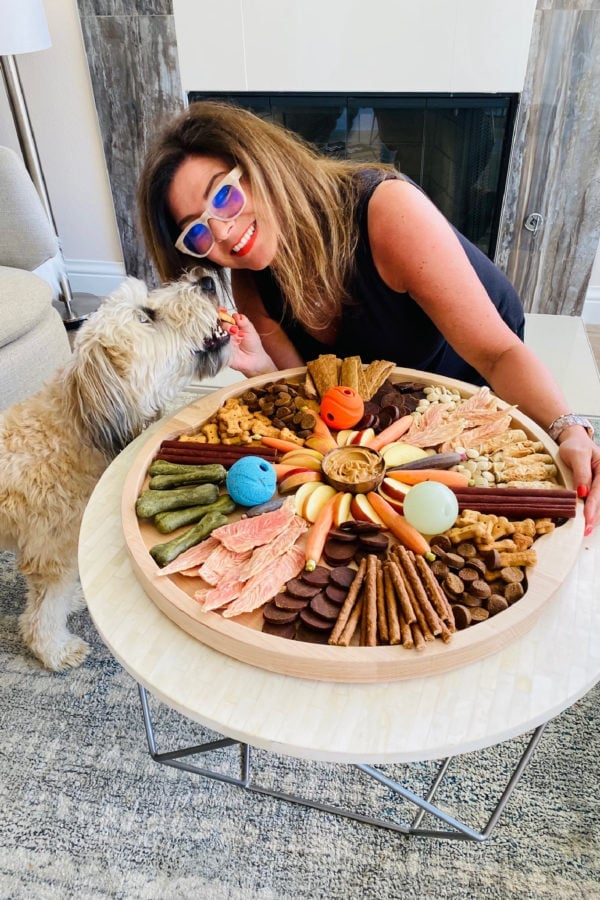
[19,570,89,671]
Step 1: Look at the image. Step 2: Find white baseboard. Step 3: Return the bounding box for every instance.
[64,259,127,299]
[583,286,600,325]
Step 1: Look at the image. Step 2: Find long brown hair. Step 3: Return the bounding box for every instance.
[137,101,396,331]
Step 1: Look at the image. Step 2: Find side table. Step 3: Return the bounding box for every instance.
[79,420,600,842]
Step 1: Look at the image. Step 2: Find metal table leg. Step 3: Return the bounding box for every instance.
[137,683,546,842]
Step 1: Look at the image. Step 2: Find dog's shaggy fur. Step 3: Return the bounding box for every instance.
[0,274,232,670]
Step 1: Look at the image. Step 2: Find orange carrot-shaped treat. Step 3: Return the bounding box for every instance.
[365,415,413,452]
[304,493,338,571]
[366,492,432,556]
[386,469,470,488]
[258,436,305,453]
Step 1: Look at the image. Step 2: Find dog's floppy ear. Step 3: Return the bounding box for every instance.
[68,341,148,458]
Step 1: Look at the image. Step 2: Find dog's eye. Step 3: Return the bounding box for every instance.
[136,307,155,324]
[199,276,216,294]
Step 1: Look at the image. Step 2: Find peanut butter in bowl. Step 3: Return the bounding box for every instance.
[321,446,386,494]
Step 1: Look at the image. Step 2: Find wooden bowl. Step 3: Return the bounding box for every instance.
[321,446,385,494]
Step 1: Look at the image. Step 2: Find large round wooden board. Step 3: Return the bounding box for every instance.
[121,367,584,683]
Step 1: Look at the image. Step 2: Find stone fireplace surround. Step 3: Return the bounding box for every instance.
[77,1,599,317]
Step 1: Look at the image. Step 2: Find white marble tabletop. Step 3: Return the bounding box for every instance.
[79,415,600,765]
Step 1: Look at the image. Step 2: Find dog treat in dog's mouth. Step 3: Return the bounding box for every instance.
[218,307,236,325]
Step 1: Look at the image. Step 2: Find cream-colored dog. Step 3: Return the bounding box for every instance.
[0,273,232,671]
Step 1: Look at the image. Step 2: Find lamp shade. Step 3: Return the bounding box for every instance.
[0,0,51,56]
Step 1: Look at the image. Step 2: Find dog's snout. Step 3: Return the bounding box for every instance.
[198,276,216,294]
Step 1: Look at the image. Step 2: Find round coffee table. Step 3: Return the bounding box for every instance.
[79,412,600,841]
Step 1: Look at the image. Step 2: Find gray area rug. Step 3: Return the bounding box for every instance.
[1,408,599,900]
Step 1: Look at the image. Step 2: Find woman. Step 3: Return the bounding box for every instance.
[138,101,599,532]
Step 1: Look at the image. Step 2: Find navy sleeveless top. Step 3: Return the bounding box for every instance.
[252,170,524,386]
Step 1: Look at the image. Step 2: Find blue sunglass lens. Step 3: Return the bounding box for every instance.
[183,221,212,255]
[211,184,244,217]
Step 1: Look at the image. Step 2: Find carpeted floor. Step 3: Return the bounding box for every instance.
[0,412,599,900]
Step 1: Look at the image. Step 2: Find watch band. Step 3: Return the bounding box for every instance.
[547,414,594,442]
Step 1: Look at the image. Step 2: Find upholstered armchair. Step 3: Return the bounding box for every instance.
[0,145,71,411]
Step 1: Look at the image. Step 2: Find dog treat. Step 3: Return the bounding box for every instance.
[376,559,389,643]
[450,485,577,519]
[328,558,367,644]
[386,559,417,626]
[383,564,402,645]
[410,621,427,650]
[395,546,443,637]
[487,594,509,615]
[414,555,455,633]
[365,554,378,646]
[363,359,396,399]
[307,354,339,399]
[497,549,538,568]
[337,592,365,647]
[398,611,414,648]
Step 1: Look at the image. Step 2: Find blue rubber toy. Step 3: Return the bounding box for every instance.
[225,456,277,507]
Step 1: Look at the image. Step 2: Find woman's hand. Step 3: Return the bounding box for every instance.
[226,313,277,378]
[557,428,600,535]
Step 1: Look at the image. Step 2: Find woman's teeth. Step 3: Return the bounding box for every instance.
[232,223,255,254]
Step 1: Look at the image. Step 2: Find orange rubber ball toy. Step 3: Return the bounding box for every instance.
[320,386,365,430]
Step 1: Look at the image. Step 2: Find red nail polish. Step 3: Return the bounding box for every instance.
[577,484,589,499]
[584,525,593,537]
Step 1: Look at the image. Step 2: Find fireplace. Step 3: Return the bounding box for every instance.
[189,92,517,260]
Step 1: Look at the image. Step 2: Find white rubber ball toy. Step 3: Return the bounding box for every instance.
[402,481,459,535]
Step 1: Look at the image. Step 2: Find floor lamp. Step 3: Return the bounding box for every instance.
[0,0,90,328]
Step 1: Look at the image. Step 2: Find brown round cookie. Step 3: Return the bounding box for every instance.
[452,604,472,629]
[457,566,480,585]
[285,578,322,600]
[274,593,311,611]
[262,602,299,625]
[358,532,389,553]
[327,527,358,543]
[339,520,381,534]
[443,573,465,596]
[310,592,342,621]
[469,607,490,623]
[299,607,335,633]
[487,594,509,615]
[328,566,356,588]
[262,620,297,640]
[301,565,331,587]
[430,534,452,553]
[469,579,492,600]
[324,583,349,605]
[324,539,356,566]
[504,582,525,605]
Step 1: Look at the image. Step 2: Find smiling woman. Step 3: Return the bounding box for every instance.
[137,101,600,533]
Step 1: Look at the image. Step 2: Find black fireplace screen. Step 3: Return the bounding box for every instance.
[188,92,517,261]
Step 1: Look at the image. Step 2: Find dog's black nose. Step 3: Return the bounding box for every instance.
[198,276,216,294]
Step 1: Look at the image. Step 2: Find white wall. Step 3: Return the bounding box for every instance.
[1,0,598,312]
[174,0,537,94]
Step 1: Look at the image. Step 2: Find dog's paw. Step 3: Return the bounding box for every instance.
[31,636,90,672]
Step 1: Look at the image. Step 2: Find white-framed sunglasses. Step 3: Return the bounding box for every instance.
[174,166,246,258]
